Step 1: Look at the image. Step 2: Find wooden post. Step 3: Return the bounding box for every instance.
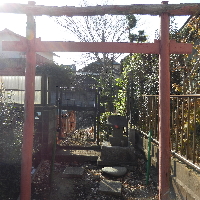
[159,1,170,199]
[20,2,36,199]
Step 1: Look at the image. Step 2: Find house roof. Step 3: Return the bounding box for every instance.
[0,28,25,39]
[179,16,192,30]
[0,28,57,56]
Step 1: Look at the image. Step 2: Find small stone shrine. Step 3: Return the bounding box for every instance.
[107,115,128,147]
[97,115,135,166]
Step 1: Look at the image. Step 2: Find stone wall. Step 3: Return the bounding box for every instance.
[35,106,57,160]
[130,129,200,200]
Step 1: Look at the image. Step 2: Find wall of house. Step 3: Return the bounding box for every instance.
[129,129,200,200]
[0,76,42,104]
[0,29,54,63]
[0,32,25,59]
[36,52,54,64]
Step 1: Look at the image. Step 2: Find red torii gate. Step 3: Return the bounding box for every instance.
[1,1,198,199]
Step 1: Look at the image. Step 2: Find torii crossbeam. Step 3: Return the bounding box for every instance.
[3,38,192,54]
[1,1,197,200]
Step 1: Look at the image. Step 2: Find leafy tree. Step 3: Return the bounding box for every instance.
[0,86,23,164]
[113,16,200,120]
[36,63,75,90]
[121,15,200,97]
[0,84,23,199]
[127,15,147,43]
[72,72,97,90]
[170,15,200,94]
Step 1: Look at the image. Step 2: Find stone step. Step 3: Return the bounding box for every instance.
[98,179,122,196]
[55,149,101,162]
[62,166,85,178]
[57,144,101,150]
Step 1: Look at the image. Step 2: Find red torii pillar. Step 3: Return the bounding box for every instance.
[3,13,192,200]
[159,9,170,199]
[20,12,36,200]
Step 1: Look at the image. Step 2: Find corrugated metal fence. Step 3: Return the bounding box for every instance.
[0,76,42,104]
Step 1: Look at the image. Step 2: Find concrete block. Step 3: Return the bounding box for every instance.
[62,167,84,178]
[99,179,122,196]
[171,159,200,200]
[136,130,200,199]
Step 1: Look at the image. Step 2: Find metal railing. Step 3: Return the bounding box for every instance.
[137,95,200,165]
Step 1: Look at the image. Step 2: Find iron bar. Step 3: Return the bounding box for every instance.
[140,95,200,166]
[171,97,175,148]
[181,100,184,156]
[141,97,144,131]
[156,96,159,140]
[145,97,148,133]
[175,97,179,152]
[93,89,97,142]
[171,151,200,173]
[186,97,190,160]
[146,130,152,185]
[96,88,101,146]
[153,97,156,138]
[145,94,200,97]
[58,88,62,140]
[140,131,200,173]
[193,97,196,163]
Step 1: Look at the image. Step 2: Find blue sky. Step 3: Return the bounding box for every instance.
[0,0,199,68]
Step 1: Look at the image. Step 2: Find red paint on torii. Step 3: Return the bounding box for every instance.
[3,39,192,54]
[0,2,200,16]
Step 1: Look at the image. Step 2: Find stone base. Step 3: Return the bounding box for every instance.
[98,146,135,166]
[102,166,127,177]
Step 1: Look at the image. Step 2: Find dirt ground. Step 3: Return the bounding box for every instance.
[31,148,158,200]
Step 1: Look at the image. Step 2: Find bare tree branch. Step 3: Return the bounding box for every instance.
[53,0,135,68]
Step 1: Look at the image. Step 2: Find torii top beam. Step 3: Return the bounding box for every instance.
[0,2,200,16]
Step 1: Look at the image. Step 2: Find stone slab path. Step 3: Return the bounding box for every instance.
[62,166,85,178]
[99,179,122,196]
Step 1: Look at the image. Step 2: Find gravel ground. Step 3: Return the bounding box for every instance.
[31,148,158,200]
[58,128,97,147]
